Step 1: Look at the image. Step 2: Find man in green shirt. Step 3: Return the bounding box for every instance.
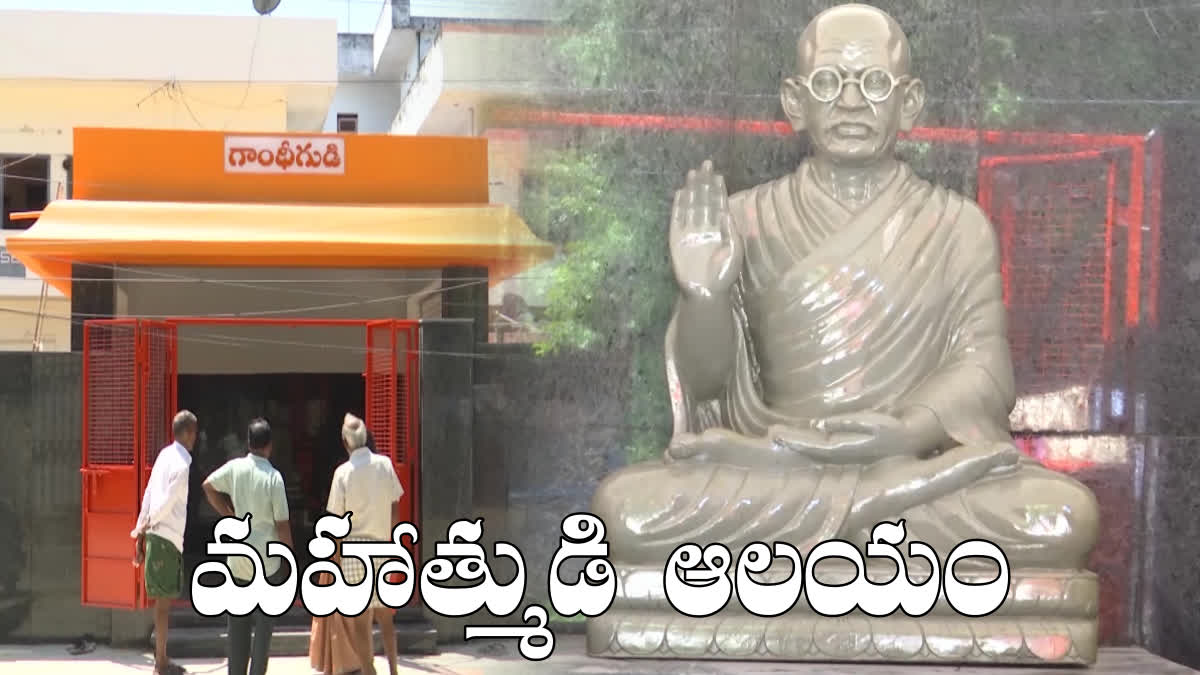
[202,418,294,675]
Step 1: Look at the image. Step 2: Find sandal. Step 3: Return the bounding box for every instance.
[67,635,96,655]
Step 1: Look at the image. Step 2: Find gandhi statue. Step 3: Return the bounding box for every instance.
[588,4,1101,665]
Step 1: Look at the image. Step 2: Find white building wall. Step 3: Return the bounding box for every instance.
[381,23,556,312]
[391,27,550,136]
[0,232,70,351]
[0,11,336,83]
[409,0,553,22]
[0,10,339,153]
[0,10,342,351]
[322,83,406,134]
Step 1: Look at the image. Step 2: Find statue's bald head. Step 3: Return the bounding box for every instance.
[797,4,911,75]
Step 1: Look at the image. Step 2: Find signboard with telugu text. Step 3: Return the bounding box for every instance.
[223,135,345,175]
[74,128,487,204]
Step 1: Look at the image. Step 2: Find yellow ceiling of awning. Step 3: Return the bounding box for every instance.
[6,199,556,298]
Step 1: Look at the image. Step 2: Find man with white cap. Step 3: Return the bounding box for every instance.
[309,413,404,675]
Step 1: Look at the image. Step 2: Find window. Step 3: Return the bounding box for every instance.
[1,154,50,230]
[336,113,359,134]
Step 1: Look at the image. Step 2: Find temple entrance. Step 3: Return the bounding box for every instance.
[79,318,420,612]
[178,372,365,605]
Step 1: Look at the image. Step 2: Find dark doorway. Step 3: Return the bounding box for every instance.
[176,372,364,603]
[1,154,50,230]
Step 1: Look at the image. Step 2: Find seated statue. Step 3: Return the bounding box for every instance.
[589,3,1101,665]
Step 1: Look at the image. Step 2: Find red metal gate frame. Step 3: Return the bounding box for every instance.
[82,317,422,610]
[977,149,1120,341]
[81,319,179,609]
[364,320,421,537]
[81,319,141,609]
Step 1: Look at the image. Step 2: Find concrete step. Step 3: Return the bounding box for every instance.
[154,619,438,659]
[168,604,426,627]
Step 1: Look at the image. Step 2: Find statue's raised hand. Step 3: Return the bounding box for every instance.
[670,160,743,298]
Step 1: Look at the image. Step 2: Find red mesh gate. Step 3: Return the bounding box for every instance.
[978,152,1118,399]
[138,321,177,609]
[84,317,420,610]
[81,319,177,609]
[365,320,420,535]
[141,321,178,484]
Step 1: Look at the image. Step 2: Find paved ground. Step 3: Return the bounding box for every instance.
[0,638,1196,674]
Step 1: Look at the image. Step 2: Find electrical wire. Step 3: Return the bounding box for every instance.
[0,249,554,297]
[223,15,264,130]
[0,303,553,361]
[4,276,487,318]
[0,257,552,357]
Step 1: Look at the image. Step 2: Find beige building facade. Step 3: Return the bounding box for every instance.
[0,9,339,351]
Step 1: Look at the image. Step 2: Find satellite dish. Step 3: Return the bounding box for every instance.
[252,0,282,15]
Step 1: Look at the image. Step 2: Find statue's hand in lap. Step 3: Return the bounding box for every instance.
[666,415,1021,484]
[849,443,1022,533]
[802,412,924,464]
[670,160,743,298]
[666,426,868,469]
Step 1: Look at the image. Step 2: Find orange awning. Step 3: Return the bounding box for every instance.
[5,199,556,298]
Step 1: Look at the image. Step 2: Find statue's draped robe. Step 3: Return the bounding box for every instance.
[594,161,1098,568]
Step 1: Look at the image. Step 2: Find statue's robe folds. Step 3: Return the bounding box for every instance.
[593,161,1099,569]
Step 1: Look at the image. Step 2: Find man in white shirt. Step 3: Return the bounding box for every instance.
[202,418,293,675]
[312,414,404,675]
[132,410,198,675]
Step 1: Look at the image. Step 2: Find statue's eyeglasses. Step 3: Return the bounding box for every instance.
[797,66,909,104]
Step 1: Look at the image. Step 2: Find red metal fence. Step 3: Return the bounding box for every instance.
[80,317,420,610]
[80,320,141,608]
[366,320,421,534]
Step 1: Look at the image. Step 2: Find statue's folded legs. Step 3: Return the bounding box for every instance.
[593,455,1099,570]
[586,2,1102,665]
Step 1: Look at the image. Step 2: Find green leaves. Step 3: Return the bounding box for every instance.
[522,143,672,355]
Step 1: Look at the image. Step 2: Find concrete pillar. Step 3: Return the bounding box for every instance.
[70,264,115,352]
[417,319,475,642]
[440,266,488,345]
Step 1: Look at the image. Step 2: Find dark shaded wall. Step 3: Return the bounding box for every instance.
[69,264,114,352]
[473,343,630,609]
[440,266,489,345]
[0,352,148,644]
[1140,123,1200,668]
[416,320,630,638]
[416,320,477,640]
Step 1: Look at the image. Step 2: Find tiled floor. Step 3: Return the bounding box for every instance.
[0,638,1195,674]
